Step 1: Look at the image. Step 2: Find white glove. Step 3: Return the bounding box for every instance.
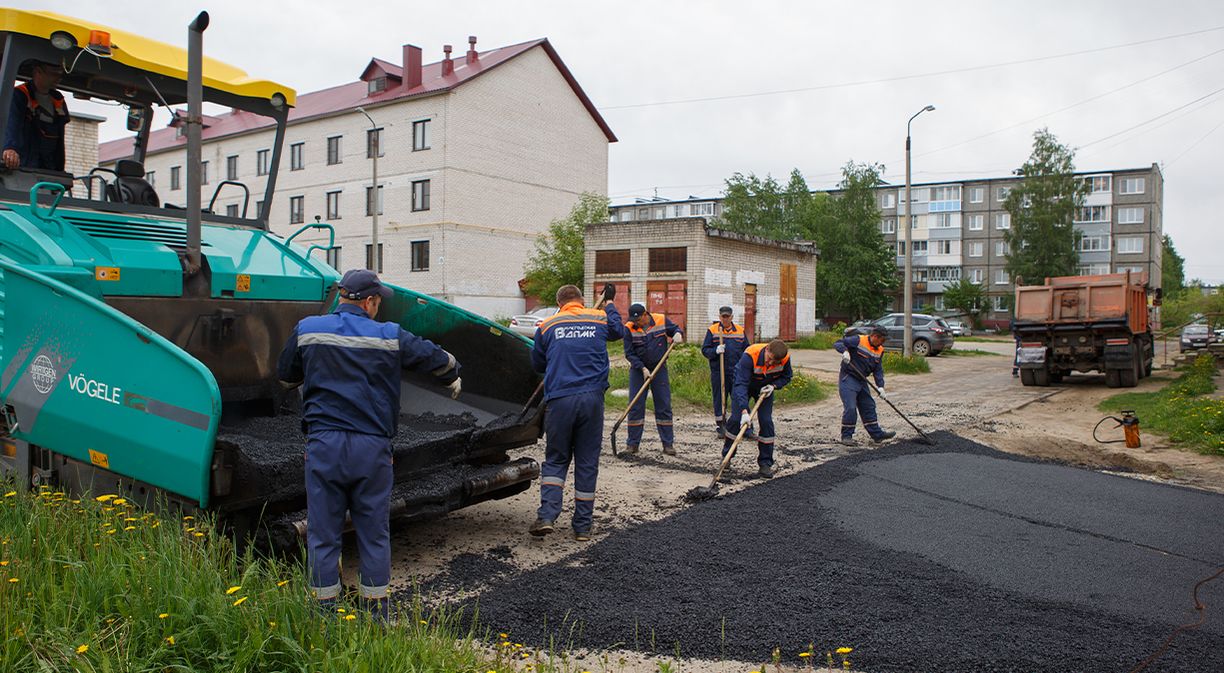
[446,378,462,400]
[877,387,886,399]
[715,344,726,354]
[641,366,652,378]
[672,332,684,344]
[841,351,851,364]
[739,411,752,427]
[760,384,775,398]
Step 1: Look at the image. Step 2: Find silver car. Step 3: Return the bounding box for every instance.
[945,320,972,337]
[508,306,559,337]
[848,313,956,356]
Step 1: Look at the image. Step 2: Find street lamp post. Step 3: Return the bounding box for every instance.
[357,107,379,272]
[904,104,936,357]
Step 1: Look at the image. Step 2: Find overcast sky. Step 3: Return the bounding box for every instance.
[30,0,1224,282]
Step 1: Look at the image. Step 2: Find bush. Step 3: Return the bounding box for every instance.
[831,321,847,336]
[791,332,840,350]
[1099,354,1223,454]
[882,352,930,374]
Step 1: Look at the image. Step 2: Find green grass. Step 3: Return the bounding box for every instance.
[0,486,503,672]
[882,352,930,374]
[1098,354,1224,455]
[605,343,831,411]
[955,335,1010,342]
[790,331,840,350]
[940,348,1001,357]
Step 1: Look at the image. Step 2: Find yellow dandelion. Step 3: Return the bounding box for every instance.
[123,526,135,531]
[799,652,812,657]
[501,641,511,648]
[158,613,169,619]
[836,647,853,655]
[113,498,127,505]
[151,521,160,528]
[165,635,175,646]
[76,644,88,654]
[124,517,137,522]
[268,621,277,628]
[193,532,204,538]
[276,580,289,587]
[0,561,8,566]
[6,578,16,583]
[183,515,194,521]
[419,619,427,624]
[106,530,116,535]
[95,494,115,502]
[498,632,508,638]
[225,586,241,595]
[185,527,195,532]
[232,596,248,607]
[337,608,346,614]
[344,614,357,621]
[3,491,15,498]
[520,652,529,659]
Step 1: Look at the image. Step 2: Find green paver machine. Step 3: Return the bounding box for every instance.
[0,9,543,543]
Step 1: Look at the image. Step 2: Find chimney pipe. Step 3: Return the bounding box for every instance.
[185,11,208,276]
[402,44,422,89]
[465,35,479,65]
[441,44,454,76]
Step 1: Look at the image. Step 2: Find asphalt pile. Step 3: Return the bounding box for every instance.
[462,433,1224,673]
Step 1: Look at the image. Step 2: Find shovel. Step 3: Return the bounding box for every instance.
[609,340,677,455]
[846,359,934,445]
[686,393,768,501]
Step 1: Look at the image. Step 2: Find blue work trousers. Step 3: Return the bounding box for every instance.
[305,429,393,602]
[710,363,734,429]
[839,375,886,440]
[627,366,674,446]
[722,391,775,468]
[538,389,604,531]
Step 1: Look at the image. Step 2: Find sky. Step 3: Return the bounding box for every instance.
[28,0,1224,283]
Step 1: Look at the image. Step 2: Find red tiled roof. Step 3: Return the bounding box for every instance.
[100,38,615,163]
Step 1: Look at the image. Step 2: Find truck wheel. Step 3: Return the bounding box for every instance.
[1118,361,1138,388]
[1105,369,1122,388]
[1032,366,1051,387]
[1020,369,1035,386]
[912,339,931,356]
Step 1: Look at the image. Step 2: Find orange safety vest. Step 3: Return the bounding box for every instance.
[707,322,746,339]
[745,343,790,377]
[626,312,669,335]
[852,334,884,360]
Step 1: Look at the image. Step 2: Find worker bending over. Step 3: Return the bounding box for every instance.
[529,284,626,541]
[724,339,792,478]
[833,325,897,446]
[278,270,461,621]
[700,305,747,438]
[623,303,683,455]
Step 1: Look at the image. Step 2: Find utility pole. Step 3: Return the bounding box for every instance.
[904,104,935,357]
[357,107,379,272]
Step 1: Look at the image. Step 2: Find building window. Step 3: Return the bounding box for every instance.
[365,243,383,272]
[995,240,1010,257]
[970,268,984,284]
[368,77,386,95]
[595,249,631,275]
[880,192,896,209]
[1084,175,1111,193]
[691,202,715,216]
[619,210,635,222]
[1117,236,1144,254]
[1077,263,1111,275]
[290,142,304,171]
[367,128,384,158]
[969,186,984,203]
[930,186,961,201]
[932,213,955,228]
[934,240,956,255]
[326,246,342,269]
[996,186,1012,201]
[1075,205,1110,223]
[968,241,983,257]
[225,204,239,218]
[226,155,238,181]
[289,195,304,224]
[365,185,384,216]
[1079,235,1110,252]
[1118,207,1144,224]
[994,213,1010,230]
[880,218,896,234]
[256,149,269,176]
[995,269,1010,285]
[412,179,430,212]
[411,240,430,271]
[1119,177,1145,195]
[145,170,155,188]
[200,160,209,185]
[412,120,430,151]
[967,214,983,231]
[993,295,1006,311]
[897,241,906,255]
[672,204,687,218]
[1117,265,1144,274]
[327,136,342,165]
[326,190,341,219]
[648,247,687,273]
[912,240,928,256]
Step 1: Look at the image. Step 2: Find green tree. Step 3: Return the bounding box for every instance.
[942,278,986,328]
[522,192,609,304]
[718,169,824,241]
[1002,129,1087,286]
[814,161,898,320]
[1162,234,1186,299]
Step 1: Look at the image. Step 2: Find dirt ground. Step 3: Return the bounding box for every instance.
[362,338,1223,672]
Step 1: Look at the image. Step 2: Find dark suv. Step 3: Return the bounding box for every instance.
[1180,324,1214,353]
[848,313,955,356]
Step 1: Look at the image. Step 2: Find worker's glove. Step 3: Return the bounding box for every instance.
[715,344,726,354]
[641,366,652,379]
[672,332,684,344]
[739,411,752,428]
[760,384,775,398]
[600,282,616,302]
[446,378,462,400]
[877,387,886,399]
[841,351,851,364]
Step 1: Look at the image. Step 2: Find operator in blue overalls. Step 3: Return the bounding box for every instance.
[277,269,461,620]
[3,61,69,171]
[529,283,625,541]
[833,324,897,446]
[700,305,747,438]
[724,339,792,478]
[623,303,683,455]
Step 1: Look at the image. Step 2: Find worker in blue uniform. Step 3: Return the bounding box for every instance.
[623,303,683,455]
[724,339,792,478]
[700,305,747,438]
[833,324,897,446]
[3,61,69,171]
[277,269,461,621]
[529,283,626,541]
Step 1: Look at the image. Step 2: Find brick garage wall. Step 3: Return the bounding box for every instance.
[64,114,101,179]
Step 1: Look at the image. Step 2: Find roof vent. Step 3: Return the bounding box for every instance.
[441,44,454,76]
[465,35,479,65]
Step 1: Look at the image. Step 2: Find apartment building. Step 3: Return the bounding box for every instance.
[608,164,1163,325]
[100,37,615,317]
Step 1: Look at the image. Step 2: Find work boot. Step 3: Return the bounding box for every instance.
[662,443,676,456]
[872,430,897,443]
[622,443,639,456]
[573,528,592,542]
[716,424,726,439]
[758,464,775,479]
[839,436,856,447]
[528,518,555,537]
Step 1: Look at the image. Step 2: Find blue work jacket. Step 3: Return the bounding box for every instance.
[731,343,794,413]
[624,312,681,370]
[833,334,885,388]
[531,301,626,402]
[700,321,748,372]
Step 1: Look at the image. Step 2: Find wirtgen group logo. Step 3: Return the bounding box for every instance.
[30,354,57,395]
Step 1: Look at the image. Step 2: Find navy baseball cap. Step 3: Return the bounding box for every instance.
[718,305,733,315]
[338,269,393,300]
[628,303,646,319]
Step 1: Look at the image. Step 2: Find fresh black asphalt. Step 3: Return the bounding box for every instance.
[458,433,1224,673]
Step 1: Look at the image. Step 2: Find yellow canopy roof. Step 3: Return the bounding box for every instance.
[0,8,296,106]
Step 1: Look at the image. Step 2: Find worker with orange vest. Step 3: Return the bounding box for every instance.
[833,324,897,445]
[724,339,792,478]
[3,61,69,171]
[623,303,683,455]
[700,305,747,438]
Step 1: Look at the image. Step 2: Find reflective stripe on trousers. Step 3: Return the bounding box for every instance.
[538,389,604,531]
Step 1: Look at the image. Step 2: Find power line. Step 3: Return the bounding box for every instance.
[599,25,1224,111]
[1166,117,1224,168]
[1083,93,1224,155]
[1076,84,1224,149]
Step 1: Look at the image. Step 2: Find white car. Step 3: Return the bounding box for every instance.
[508,306,559,337]
[945,320,972,337]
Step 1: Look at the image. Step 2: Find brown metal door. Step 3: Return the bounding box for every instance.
[647,280,688,334]
[744,283,757,342]
[779,263,797,341]
[594,282,631,318]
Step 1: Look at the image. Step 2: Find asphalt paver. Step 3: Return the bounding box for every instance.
[464,433,1224,672]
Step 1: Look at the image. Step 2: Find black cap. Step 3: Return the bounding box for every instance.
[338,269,393,300]
[718,305,733,316]
[628,303,646,319]
[870,324,888,338]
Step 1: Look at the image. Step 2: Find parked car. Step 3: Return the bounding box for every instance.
[508,306,559,337]
[945,320,972,337]
[847,313,956,356]
[1180,323,1214,352]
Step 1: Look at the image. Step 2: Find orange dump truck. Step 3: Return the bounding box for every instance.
[1013,272,1157,388]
